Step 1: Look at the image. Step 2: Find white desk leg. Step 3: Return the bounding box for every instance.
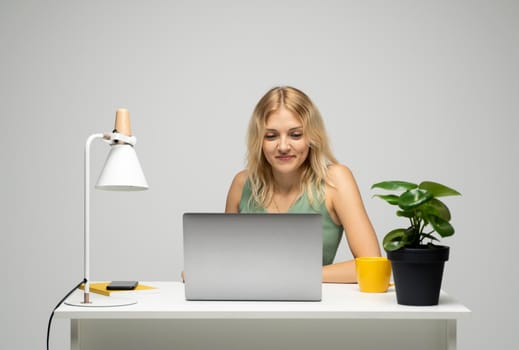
[446,319,457,350]
[71,320,79,350]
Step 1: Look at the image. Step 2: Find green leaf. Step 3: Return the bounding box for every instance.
[422,198,451,221]
[398,188,433,210]
[396,210,414,218]
[428,215,455,237]
[371,181,418,191]
[373,194,400,205]
[383,228,408,251]
[419,181,461,197]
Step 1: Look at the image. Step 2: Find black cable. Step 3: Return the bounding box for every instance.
[47,278,86,350]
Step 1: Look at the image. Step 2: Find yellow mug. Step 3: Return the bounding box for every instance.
[355,257,392,293]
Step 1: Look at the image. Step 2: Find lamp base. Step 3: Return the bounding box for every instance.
[65,293,137,307]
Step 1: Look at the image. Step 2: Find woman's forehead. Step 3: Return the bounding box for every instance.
[265,108,303,129]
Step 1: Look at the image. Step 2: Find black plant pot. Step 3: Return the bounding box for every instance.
[387,246,449,306]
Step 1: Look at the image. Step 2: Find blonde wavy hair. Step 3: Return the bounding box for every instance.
[246,86,338,208]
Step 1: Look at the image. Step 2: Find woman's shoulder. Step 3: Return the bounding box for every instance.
[228,170,249,196]
[327,163,354,183]
[226,170,249,213]
[232,169,249,187]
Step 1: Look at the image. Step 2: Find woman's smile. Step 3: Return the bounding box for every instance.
[275,155,296,161]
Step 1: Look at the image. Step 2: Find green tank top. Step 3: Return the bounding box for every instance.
[239,180,343,265]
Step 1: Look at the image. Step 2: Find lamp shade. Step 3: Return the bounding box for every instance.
[95,144,148,191]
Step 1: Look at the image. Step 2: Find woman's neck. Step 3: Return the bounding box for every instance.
[272,171,302,195]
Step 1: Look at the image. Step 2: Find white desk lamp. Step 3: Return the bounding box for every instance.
[66,109,148,307]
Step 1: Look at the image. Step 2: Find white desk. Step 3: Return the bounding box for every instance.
[55,282,470,350]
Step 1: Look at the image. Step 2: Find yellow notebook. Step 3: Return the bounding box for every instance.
[80,282,158,296]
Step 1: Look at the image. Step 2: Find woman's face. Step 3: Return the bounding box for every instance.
[262,106,310,177]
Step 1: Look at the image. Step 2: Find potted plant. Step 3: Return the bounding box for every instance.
[371,180,461,306]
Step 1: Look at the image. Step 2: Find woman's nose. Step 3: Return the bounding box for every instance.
[278,136,290,152]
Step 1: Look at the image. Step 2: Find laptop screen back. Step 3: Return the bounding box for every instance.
[183,213,322,301]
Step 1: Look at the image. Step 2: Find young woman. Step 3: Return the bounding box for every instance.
[225,86,380,283]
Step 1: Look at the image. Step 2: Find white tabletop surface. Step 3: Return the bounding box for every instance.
[55,281,470,320]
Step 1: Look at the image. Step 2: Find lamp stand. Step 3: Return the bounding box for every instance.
[65,133,137,307]
[64,291,137,307]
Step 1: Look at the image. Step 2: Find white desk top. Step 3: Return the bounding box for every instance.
[55,281,470,320]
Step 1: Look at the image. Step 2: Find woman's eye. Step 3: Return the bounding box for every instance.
[290,132,303,139]
[265,133,277,140]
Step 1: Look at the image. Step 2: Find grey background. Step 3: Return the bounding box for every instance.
[1,1,517,349]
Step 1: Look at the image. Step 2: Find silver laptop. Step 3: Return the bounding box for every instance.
[183,213,322,301]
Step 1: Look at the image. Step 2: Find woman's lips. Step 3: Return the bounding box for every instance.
[276,155,295,161]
